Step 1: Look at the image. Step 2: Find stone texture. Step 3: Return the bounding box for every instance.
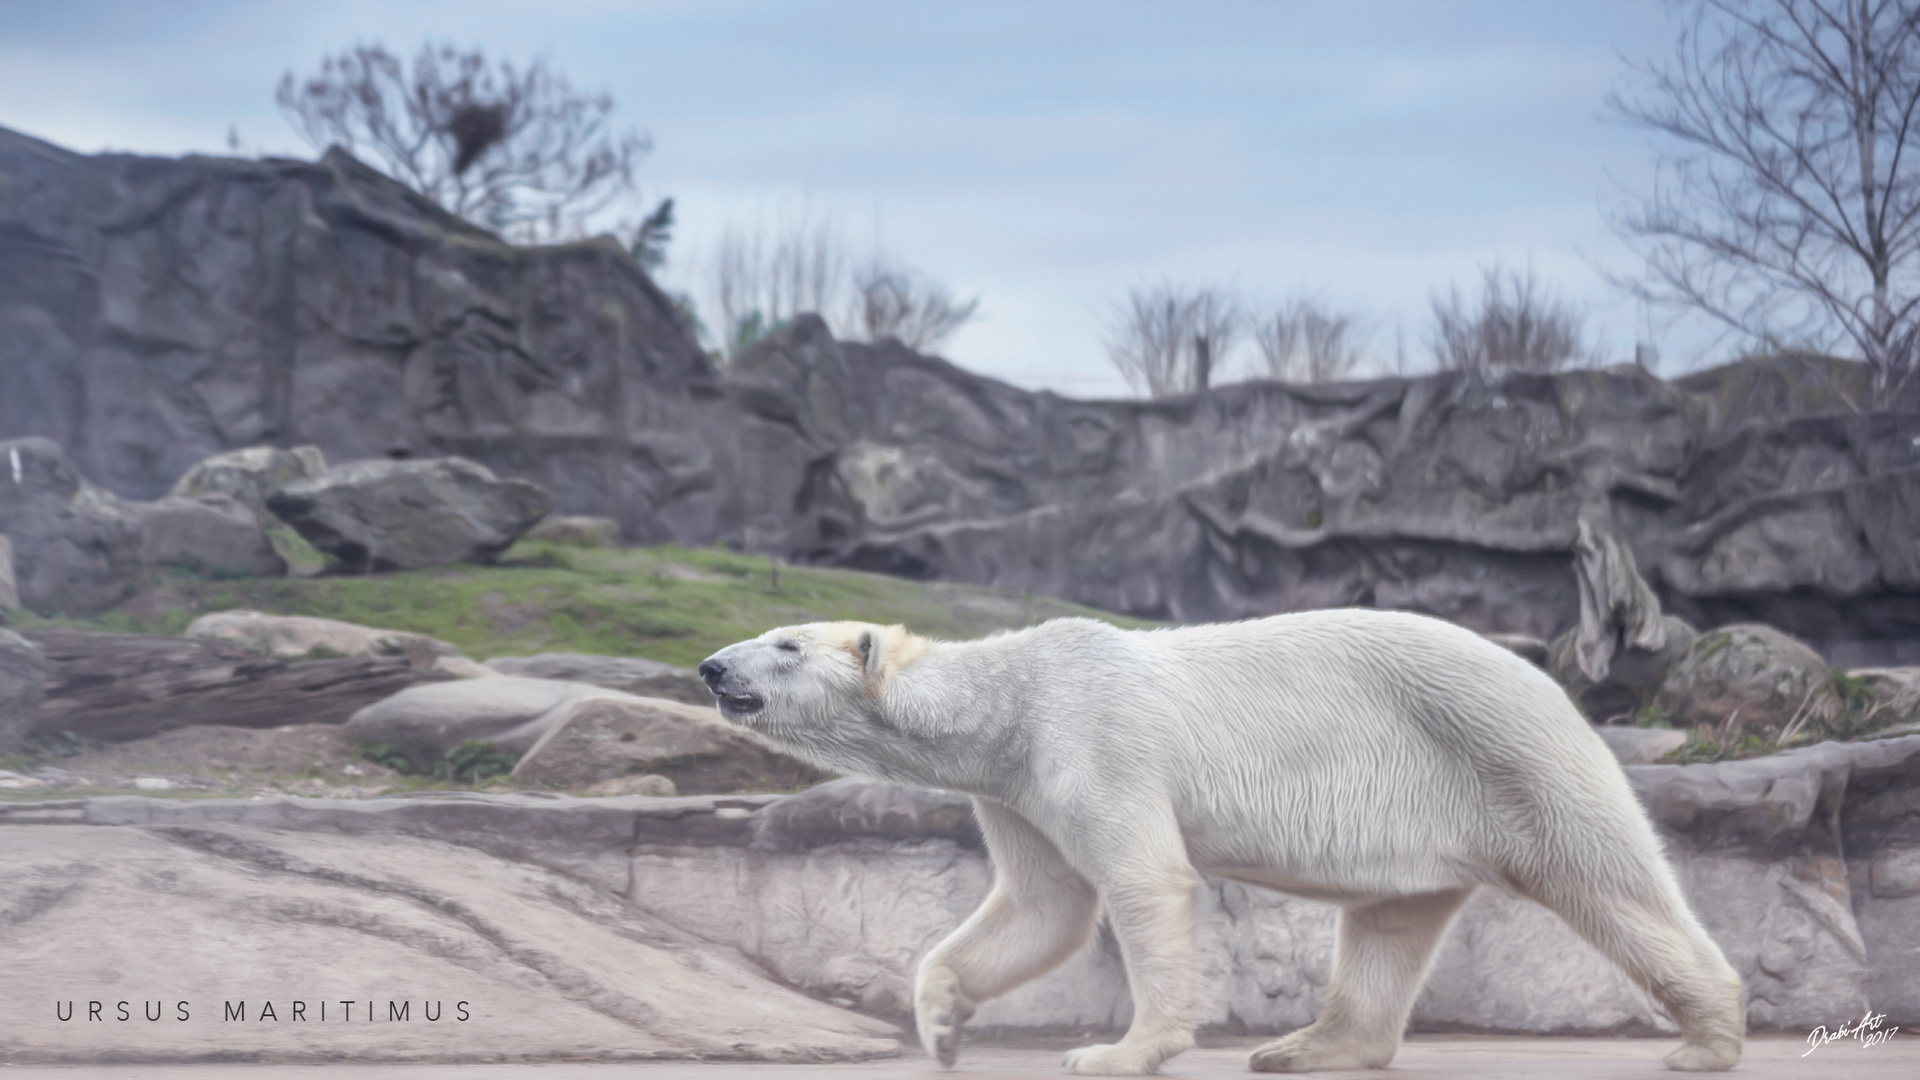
[265,457,550,572]
[1657,623,1843,741]
[26,629,455,741]
[511,695,823,794]
[0,436,143,616]
[1851,667,1920,724]
[1592,724,1688,766]
[0,819,900,1064]
[585,773,677,797]
[169,444,328,517]
[484,652,710,705]
[525,514,621,547]
[5,126,1919,657]
[343,677,620,771]
[0,627,44,754]
[135,493,285,578]
[0,533,18,608]
[185,609,460,664]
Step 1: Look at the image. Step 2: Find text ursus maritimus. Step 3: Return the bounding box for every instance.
[699,610,1744,1075]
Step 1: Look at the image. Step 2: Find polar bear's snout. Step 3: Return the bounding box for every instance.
[698,648,769,719]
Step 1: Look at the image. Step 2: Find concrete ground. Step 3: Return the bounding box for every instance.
[0,1035,1913,1079]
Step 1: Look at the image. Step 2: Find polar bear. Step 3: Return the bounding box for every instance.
[698,611,1744,1075]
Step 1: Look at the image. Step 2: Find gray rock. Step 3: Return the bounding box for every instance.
[0,436,143,615]
[169,444,328,518]
[1592,724,1688,765]
[1482,632,1549,668]
[27,629,455,741]
[0,533,17,608]
[484,652,711,705]
[524,514,621,547]
[1656,623,1842,742]
[1850,667,1920,724]
[1551,615,1699,723]
[136,493,286,578]
[750,776,980,851]
[584,773,677,797]
[0,819,900,1063]
[510,695,823,794]
[186,609,460,664]
[0,628,44,754]
[266,457,551,571]
[343,677,619,771]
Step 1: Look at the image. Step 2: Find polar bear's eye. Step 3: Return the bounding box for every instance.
[776,640,801,654]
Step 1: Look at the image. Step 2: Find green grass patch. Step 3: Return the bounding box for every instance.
[10,541,1153,668]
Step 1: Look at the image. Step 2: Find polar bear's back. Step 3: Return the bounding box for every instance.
[1018,609,1640,895]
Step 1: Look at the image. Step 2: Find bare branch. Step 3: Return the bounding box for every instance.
[276,41,651,244]
[1608,0,1920,405]
[1103,284,1242,398]
[1429,264,1597,374]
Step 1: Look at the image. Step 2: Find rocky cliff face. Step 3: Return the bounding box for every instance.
[4,125,1917,659]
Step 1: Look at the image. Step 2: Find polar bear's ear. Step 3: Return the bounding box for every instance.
[856,628,884,683]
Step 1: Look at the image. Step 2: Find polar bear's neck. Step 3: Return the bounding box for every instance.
[861,634,1043,798]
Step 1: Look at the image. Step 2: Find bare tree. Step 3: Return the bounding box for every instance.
[1250,296,1369,383]
[277,42,651,243]
[710,213,848,357]
[1608,0,1920,405]
[851,260,982,352]
[1429,264,1595,373]
[1104,284,1242,398]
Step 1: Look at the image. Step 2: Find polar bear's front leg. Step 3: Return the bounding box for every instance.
[916,798,1099,1066]
[1061,804,1202,1076]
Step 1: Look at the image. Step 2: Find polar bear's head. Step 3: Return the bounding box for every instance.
[698,622,931,774]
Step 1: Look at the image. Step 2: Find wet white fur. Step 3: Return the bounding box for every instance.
[700,610,1744,1075]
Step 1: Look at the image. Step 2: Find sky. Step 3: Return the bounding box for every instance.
[2,0,1719,398]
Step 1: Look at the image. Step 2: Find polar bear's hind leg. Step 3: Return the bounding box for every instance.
[1249,886,1472,1073]
[1531,871,1744,1072]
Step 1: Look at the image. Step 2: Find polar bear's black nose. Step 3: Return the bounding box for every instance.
[699,659,726,691]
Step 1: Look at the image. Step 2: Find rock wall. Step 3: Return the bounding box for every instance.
[4,125,1918,657]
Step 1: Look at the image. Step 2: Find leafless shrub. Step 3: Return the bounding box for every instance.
[1104,284,1242,397]
[852,260,981,352]
[1249,296,1369,383]
[1608,0,1920,407]
[1429,264,1595,374]
[710,212,848,357]
[276,41,649,243]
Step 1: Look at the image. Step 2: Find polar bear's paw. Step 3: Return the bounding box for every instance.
[1062,1031,1192,1076]
[913,965,973,1067]
[1248,1029,1392,1073]
[1663,1039,1739,1072]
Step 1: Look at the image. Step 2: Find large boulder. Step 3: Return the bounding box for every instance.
[0,815,901,1064]
[0,437,143,615]
[484,652,711,705]
[1655,623,1843,743]
[1551,615,1699,722]
[343,677,616,771]
[0,533,18,608]
[523,514,621,548]
[1545,521,1699,722]
[136,493,286,578]
[26,630,456,741]
[186,609,459,664]
[0,628,44,754]
[510,696,824,794]
[265,457,551,572]
[170,445,328,517]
